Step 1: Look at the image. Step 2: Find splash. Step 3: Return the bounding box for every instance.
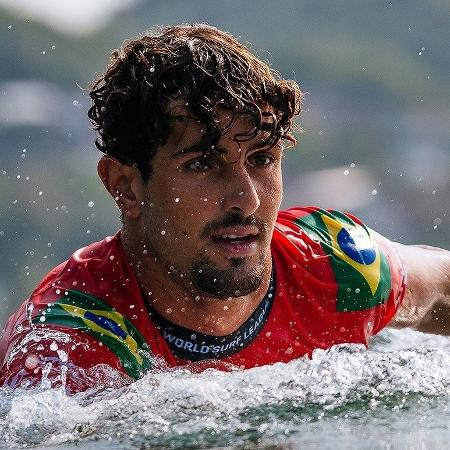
[0,329,449,449]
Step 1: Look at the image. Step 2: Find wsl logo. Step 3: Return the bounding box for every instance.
[295,209,392,312]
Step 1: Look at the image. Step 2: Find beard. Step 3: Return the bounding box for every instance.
[190,254,266,299]
[189,212,269,298]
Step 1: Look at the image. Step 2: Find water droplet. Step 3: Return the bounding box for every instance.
[25,354,39,369]
[344,170,349,176]
[175,197,180,203]
[73,100,79,106]
[191,334,196,340]
[350,162,356,168]
[55,289,61,294]
[88,201,95,208]
[161,230,166,235]
[355,288,361,293]
[57,349,68,362]
[371,189,378,196]
[8,25,12,30]
[109,255,115,260]
[39,316,46,322]
[38,191,43,196]
[149,66,155,73]
[166,308,173,314]
[51,45,56,50]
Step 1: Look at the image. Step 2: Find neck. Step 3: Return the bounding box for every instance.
[120,224,272,336]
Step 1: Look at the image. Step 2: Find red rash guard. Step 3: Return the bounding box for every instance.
[0,207,406,393]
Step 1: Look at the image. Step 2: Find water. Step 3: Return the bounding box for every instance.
[0,328,449,449]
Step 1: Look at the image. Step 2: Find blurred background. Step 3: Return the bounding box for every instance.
[0,0,449,327]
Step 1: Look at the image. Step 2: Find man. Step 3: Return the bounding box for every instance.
[0,24,449,393]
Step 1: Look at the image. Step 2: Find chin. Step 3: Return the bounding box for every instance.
[191,255,265,299]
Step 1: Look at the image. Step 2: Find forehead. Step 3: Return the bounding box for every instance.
[165,99,276,149]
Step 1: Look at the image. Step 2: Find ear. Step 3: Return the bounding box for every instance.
[97,156,145,220]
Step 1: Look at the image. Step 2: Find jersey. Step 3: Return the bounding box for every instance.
[0,207,407,393]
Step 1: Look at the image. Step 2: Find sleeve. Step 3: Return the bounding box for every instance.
[277,206,407,337]
[0,303,133,394]
[0,283,163,393]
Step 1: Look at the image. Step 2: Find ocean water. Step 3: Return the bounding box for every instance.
[0,328,449,450]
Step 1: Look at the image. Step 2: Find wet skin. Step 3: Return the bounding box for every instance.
[98,107,283,335]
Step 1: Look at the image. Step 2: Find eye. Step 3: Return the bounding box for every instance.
[247,153,275,167]
[185,157,215,172]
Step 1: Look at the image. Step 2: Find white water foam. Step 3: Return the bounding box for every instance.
[0,328,449,449]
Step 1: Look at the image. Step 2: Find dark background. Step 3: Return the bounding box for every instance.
[1,0,449,327]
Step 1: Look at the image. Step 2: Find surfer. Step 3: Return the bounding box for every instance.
[1,24,448,393]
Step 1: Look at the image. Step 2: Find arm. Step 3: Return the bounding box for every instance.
[389,243,450,335]
[0,326,133,394]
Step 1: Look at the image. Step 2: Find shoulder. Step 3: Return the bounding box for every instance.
[0,233,152,392]
[0,288,152,392]
[273,206,406,332]
[31,233,121,298]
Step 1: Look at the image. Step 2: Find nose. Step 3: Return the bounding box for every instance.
[221,167,261,216]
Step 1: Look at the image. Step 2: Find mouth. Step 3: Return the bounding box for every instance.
[210,227,260,256]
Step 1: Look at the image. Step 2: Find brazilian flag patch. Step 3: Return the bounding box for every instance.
[294,209,392,312]
[32,290,153,379]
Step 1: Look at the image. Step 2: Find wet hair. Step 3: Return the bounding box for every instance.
[88,24,303,182]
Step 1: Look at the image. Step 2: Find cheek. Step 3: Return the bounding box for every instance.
[262,170,283,209]
[159,197,209,241]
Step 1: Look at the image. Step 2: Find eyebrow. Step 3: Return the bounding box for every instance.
[171,143,228,158]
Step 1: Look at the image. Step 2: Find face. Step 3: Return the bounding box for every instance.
[139,106,283,299]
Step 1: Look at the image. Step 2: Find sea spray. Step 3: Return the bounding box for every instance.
[0,328,449,449]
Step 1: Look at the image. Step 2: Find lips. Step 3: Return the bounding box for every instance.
[210,227,260,256]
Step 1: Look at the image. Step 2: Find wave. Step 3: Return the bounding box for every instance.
[0,328,449,449]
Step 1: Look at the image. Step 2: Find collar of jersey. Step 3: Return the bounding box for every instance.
[145,267,276,361]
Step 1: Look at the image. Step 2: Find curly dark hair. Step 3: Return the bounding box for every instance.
[88,24,303,181]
